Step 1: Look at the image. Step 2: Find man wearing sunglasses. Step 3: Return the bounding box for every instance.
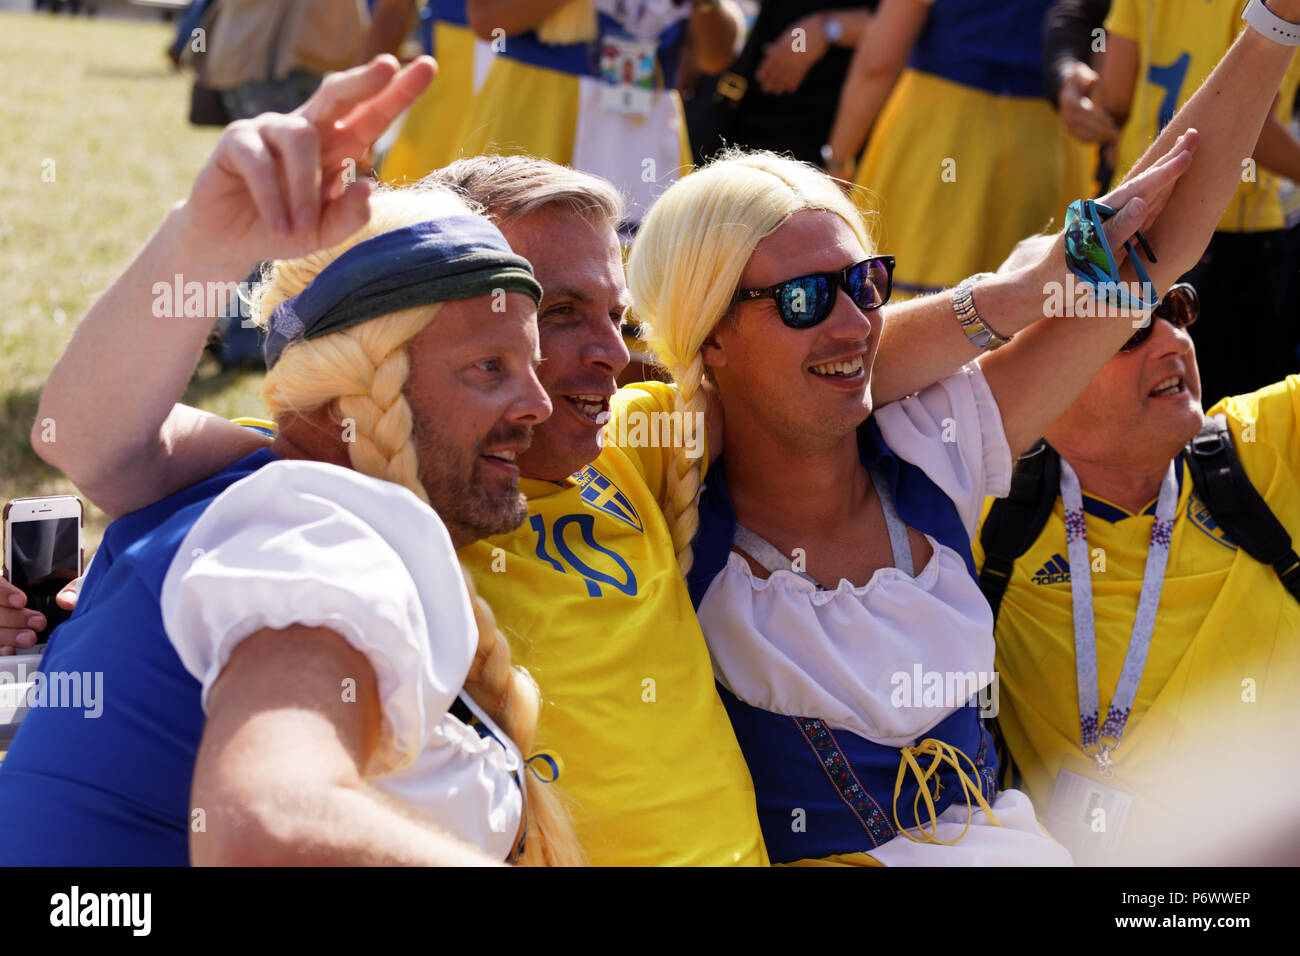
[732,256,895,327]
[975,237,1300,864]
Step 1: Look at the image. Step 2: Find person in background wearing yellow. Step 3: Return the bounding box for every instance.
[823,0,1083,297]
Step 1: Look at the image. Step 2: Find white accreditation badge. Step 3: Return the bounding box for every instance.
[1046,768,1135,865]
[598,35,657,116]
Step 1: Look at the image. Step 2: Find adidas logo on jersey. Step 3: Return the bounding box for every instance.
[1032,553,1071,585]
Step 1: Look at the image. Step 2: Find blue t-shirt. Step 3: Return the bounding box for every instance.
[0,450,276,865]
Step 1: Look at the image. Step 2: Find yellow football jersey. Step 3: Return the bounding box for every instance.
[460,382,768,866]
[975,376,1300,859]
[1105,0,1289,233]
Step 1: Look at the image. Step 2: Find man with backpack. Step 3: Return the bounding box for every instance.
[975,258,1300,864]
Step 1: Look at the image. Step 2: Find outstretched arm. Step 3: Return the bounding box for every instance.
[981,17,1300,455]
[867,139,1185,413]
[872,16,1300,456]
[33,57,436,518]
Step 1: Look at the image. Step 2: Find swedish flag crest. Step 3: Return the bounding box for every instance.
[574,466,643,533]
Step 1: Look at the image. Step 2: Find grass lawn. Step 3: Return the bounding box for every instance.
[0,11,265,552]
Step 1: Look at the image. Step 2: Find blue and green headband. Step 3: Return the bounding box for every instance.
[264,215,542,369]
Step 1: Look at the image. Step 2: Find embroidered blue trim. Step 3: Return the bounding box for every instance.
[792,717,896,849]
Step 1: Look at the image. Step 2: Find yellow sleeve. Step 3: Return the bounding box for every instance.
[607,381,709,513]
[1209,374,1300,487]
[1103,0,1139,41]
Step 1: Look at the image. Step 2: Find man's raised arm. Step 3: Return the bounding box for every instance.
[32,57,436,518]
[872,9,1300,445]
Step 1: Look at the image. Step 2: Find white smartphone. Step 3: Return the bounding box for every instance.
[3,495,84,645]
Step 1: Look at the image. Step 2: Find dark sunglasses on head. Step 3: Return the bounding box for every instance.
[731,255,895,328]
[1121,282,1198,352]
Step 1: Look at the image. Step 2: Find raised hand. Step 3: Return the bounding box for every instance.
[1024,128,1198,316]
[177,55,437,272]
[1099,128,1199,251]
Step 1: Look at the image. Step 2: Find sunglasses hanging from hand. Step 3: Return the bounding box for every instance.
[1064,199,1162,312]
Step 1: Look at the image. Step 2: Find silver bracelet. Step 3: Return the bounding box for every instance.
[1242,0,1300,46]
[952,273,1012,351]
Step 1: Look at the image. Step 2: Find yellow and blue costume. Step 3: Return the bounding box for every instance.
[230,405,766,866]
[677,368,1070,865]
[448,0,694,225]
[852,0,1080,295]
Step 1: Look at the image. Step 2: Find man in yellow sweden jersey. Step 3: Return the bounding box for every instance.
[975,239,1300,865]
[423,155,768,865]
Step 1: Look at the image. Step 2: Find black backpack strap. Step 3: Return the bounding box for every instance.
[1186,414,1300,603]
[978,439,1062,623]
[977,440,1062,794]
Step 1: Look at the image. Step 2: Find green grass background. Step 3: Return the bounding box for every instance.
[0,12,266,552]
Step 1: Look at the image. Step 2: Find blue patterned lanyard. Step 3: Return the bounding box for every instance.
[1059,458,1178,777]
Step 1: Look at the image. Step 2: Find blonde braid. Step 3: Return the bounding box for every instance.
[334,322,425,503]
[660,352,708,576]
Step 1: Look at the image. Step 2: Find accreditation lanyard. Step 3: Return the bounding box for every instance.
[1059,458,1179,777]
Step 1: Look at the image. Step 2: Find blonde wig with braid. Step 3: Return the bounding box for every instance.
[251,185,584,866]
[625,150,876,576]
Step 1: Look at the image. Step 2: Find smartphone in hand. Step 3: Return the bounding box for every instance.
[3,496,84,645]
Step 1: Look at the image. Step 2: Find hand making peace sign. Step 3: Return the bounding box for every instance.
[178,55,437,270]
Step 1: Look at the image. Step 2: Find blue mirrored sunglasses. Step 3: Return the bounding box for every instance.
[732,256,895,328]
[1064,199,1161,311]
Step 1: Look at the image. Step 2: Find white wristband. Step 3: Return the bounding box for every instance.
[1242,0,1300,46]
